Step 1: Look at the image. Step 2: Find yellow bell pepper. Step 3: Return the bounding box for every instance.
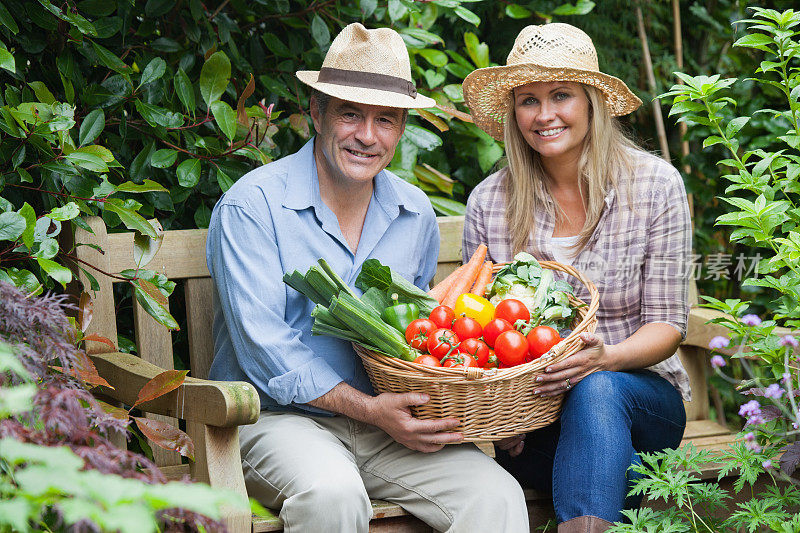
[453,293,495,328]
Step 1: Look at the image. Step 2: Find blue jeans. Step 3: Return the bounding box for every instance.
[496,370,686,523]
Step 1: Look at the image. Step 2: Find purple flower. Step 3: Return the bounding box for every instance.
[710,355,726,368]
[739,400,761,418]
[780,335,799,348]
[709,336,730,350]
[744,432,755,442]
[783,372,791,385]
[741,314,762,327]
[764,383,785,399]
[762,459,772,469]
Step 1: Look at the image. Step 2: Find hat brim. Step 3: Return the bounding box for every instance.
[296,71,436,109]
[462,63,642,141]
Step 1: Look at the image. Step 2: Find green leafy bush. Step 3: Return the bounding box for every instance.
[610,8,800,531]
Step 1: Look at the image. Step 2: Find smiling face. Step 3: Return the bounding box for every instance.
[513,81,591,165]
[310,95,406,189]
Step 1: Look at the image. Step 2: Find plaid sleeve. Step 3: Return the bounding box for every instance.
[640,167,692,339]
[462,186,487,264]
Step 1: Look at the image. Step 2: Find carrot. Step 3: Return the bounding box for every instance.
[442,244,487,308]
[469,261,493,297]
[428,264,465,303]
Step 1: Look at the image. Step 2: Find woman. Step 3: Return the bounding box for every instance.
[461,23,692,532]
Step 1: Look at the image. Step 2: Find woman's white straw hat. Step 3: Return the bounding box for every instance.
[297,23,435,109]
[462,23,642,141]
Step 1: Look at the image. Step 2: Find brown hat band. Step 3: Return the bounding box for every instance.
[317,67,418,98]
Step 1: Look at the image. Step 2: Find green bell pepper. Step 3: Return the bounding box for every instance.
[381,293,419,334]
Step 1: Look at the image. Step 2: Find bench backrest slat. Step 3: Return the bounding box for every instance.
[185,278,216,380]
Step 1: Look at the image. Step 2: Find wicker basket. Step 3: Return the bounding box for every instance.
[354,260,599,442]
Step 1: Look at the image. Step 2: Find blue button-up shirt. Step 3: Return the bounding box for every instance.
[206,139,439,414]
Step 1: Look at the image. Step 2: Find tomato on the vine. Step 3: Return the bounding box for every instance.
[457,337,490,367]
[494,330,529,367]
[405,318,437,351]
[527,326,561,359]
[493,298,530,326]
[441,353,479,368]
[429,306,455,329]
[482,318,514,348]
[413,354,442,367]
[483,350,499,369]
[427,328,459,359]
[452,317,482,340]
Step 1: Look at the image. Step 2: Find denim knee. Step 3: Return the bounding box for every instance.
[562,371,628,428]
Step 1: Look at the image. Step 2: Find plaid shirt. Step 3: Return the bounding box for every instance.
[463,150,692,401]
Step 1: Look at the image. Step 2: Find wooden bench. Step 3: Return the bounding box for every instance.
[74,215,737,532]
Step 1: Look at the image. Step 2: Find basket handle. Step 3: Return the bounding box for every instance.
[463,367,483,380]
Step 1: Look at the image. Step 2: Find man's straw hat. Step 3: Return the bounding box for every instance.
[462,23,642,141]
[297,23,435,109]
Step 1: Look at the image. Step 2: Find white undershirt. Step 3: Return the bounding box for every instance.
[550,235,580,265]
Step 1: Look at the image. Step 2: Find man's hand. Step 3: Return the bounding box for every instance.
[496,434,525,457]
[366,392,463,453]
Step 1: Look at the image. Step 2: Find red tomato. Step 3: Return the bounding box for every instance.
[494,330,529,367]
[441,353,479,368]
[452,317,483,340]
[405,318,437,351]
[413,354,442,367]
[458,338,490,367]
[483,350,499,369]
[429,306,456,329]
[427,328,459,359]
[527,326,561,359]
[493,298,531,326]
[482,318,514,348]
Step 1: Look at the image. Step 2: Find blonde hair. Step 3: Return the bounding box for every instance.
[503,84,638,255]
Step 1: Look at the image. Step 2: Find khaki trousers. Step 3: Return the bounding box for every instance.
[240,410,529,533]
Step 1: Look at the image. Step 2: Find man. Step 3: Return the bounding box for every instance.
[206,23,528,532]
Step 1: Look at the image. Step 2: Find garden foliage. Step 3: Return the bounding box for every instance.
[610,8,800,531]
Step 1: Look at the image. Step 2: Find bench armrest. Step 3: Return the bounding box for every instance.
[90,352,260,427]
[683,307,731,350]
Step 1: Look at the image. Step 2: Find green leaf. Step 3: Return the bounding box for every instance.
[428,196,466,216]
[0,1,19,34]
[92,41,130,73]
[28,81,55,104]
[211,100,236,142]
[75,144,115,163]
[216,167,234,192]
[176,158,201,188]
[64,152,108,173]
[116,179,169,193]
[18,203,35,248]
[417,49,448,68]
[133,283,179,330]
[0,499,31,531]
[464,32,489,68]
[174,68,195,114]
[150,149,178,168]
[0,211,25,241]
[505,4,533,18]
[103,199,158,238]
[387,0,407,22]
[0,47,14,73]
[703,136,725,148]
[79,108,105,146]
[145,0,175,17]
[199,51,231,108]
[726,116,750,138]
[310,15,330,46]
[36,237,58,259]
[734,33,774,51]
[37,257,72,287]
[135,100,184,128]
[133,219,164,269]
[139,57,167,87]
[48,202,80,221]
[552,1,596,16]
[403,124,442,150]
[454,6,480,26]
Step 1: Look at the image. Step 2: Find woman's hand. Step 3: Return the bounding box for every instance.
[533,332,610,397]
[496,434,526,457]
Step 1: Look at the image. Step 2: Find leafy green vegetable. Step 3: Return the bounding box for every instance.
[355,259,439,316]
[486,252,576,330]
